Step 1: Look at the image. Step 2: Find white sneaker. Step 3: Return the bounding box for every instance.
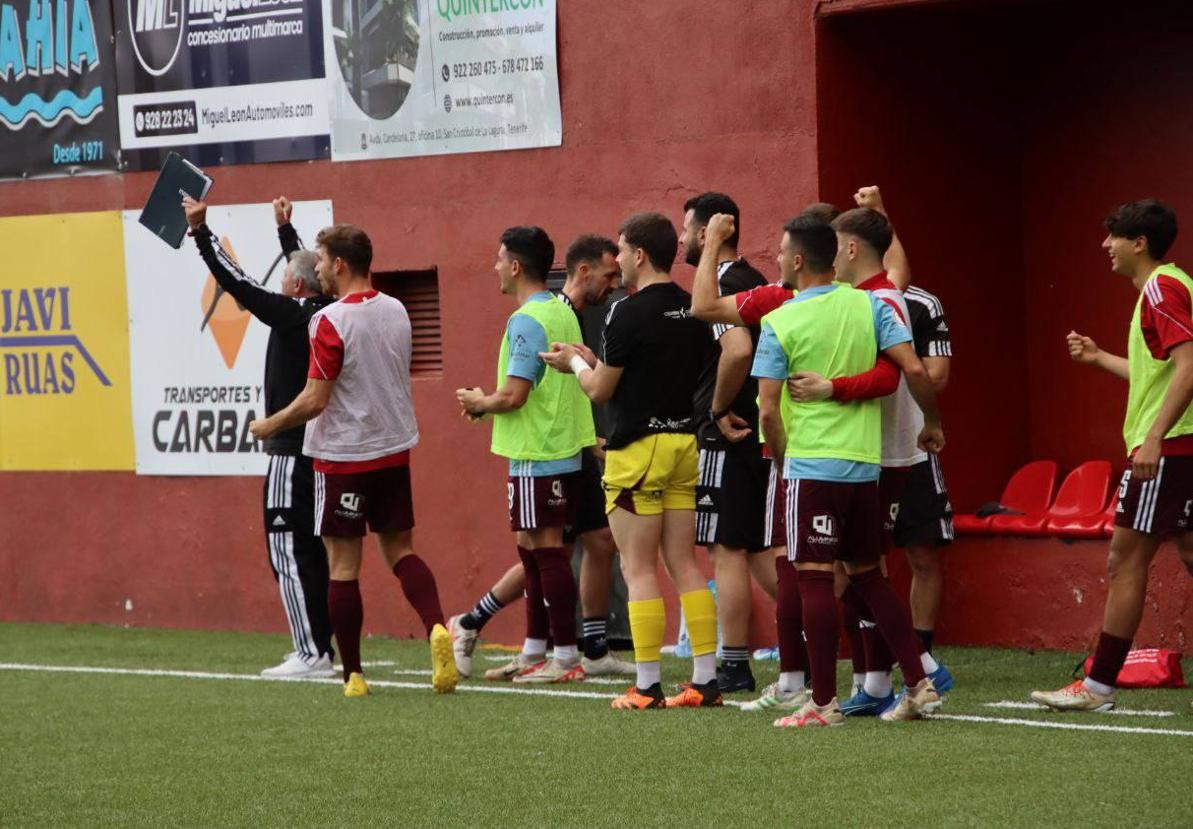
[447,614,478,679]
[1030,680,1116,713]
[261,652,336,679]
[483,652,545,681]
[512,659,586,684]
[741,682,811,713]
[581,651,636,676]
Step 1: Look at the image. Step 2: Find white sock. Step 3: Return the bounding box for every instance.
[1083,677,1114,696]
[522,638,547,658]
[863,671,893,697]
[778,671,805,694]
[692,653,717,685]
[921,651,940,674]
[636,660,661,689]
[852,672,866,693]
[554,644,579,664]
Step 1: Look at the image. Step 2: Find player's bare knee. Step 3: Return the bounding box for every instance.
[1106,541,1148,582]
[713,547,747,573]
[906,547,939,578]
[580,527,616,561]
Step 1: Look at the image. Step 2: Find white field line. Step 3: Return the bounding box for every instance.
[931,713,1193,737]
[985,700,1175,718]
[3,662,1191,736]
[385,668,627,685]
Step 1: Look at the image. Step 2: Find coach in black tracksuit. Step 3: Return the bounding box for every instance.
[185,197,335,677]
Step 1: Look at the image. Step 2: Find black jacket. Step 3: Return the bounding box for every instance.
[193,222,333,456]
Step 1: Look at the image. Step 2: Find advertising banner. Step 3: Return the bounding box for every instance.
[326,0,560,161]
[124,200,333,475]
[0,211,134,470]
[0,0,120,178]
[115,0,331,171]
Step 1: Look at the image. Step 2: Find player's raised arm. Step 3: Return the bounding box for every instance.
[690,213,746,325]
[1067,330,1129,380]
[855,186,911,291]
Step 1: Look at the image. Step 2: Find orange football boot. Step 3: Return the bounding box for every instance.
[611,685,666,710]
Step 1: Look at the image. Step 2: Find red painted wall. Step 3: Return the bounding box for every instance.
[0,1,821,646]
[815,0,1193,652]
[3,0,1191,654]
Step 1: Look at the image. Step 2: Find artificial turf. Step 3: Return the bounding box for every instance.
[1,622,1190,827]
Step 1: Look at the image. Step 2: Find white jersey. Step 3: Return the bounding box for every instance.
[303,290,419,462]
[867,283,927,468]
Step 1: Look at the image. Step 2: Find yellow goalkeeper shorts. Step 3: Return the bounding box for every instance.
[603,433,698,515]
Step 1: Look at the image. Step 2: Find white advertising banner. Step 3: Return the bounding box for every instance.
[124,200,334,475]
[115,0,332,169]
[326,0,561,161]
[117,78,331,151]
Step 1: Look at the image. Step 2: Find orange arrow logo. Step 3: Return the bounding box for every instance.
[200,237,253,369]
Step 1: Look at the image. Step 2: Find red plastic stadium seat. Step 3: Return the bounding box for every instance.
[1045,461,1113,538]
[1101,493,1119,538]
[954,461,1059,536]
[953,513,993,534]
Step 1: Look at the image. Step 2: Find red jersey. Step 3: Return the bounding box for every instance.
[737,279,900,401]
[1138,275,1193,456]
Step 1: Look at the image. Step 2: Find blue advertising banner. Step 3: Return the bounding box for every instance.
[115,0,330,170]
[0,0,121,179]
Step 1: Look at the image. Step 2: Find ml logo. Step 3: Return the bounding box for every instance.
[127,0,183,76]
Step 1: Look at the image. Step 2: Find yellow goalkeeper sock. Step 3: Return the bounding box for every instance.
[680,588,718,658]
[627,597,666,664]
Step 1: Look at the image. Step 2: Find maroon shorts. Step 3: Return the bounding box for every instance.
[784,478,883,565]
[1113,456,1193,538]
[508,472,580,531]
[315,466,415,538]
[764,462,787,549]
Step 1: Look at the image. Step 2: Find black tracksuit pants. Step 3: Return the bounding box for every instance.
[264,453,333,661]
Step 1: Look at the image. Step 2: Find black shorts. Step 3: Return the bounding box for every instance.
[696,443,769,553]
[565,450,608,542]
[878,456,954,549]
[1114,455,1193,538]
[785,478,883,566]
[315,464,414,538]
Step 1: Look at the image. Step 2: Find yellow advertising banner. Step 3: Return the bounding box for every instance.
[0,211,134,470]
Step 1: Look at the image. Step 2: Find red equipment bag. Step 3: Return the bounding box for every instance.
[1082,648,1186,688]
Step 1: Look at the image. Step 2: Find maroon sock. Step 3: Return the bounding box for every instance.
[775,558,809,675]
[327,579,363,682]
[392,555,445,636]
[532,547,578,647]
[797,569,839,706]
[839,584,869,675]
[1088,631,1133,688]
[517,546,550,640]
[849,568,926,687]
